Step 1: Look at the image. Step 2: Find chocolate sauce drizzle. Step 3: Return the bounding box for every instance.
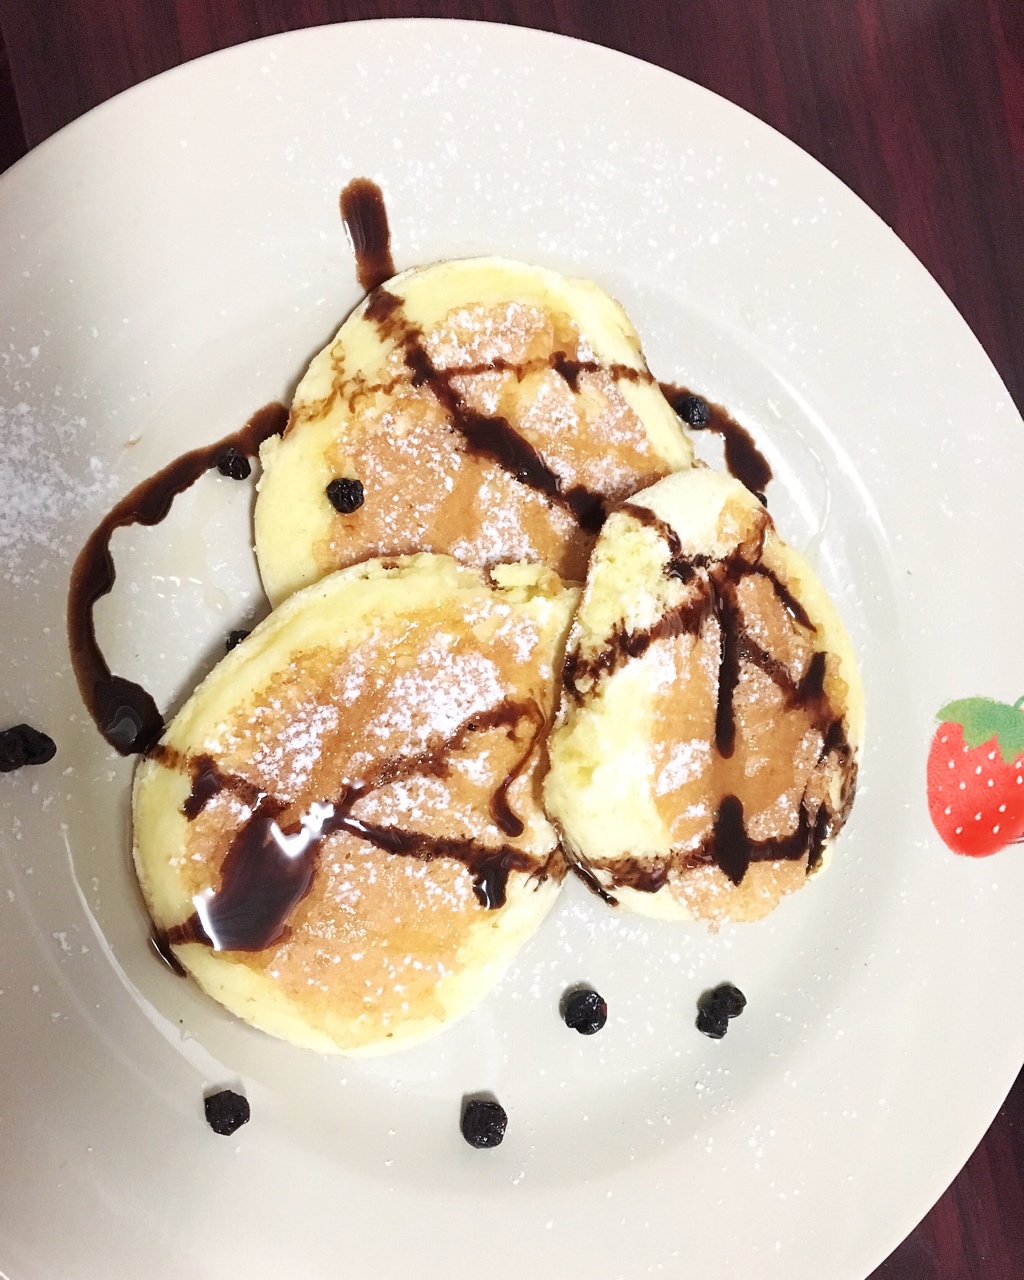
[362,285,650,533]
[150,929,187,976]
[158,700,553,953]
[549,351,648,395]
[661,382,773,497]
[602,785,837,895]
[340,178,396,294]
[66,403,288,755]
[568,856,617,905]
[563,505,854,891]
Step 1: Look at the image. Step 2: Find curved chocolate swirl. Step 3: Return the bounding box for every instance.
[67,403,288,755]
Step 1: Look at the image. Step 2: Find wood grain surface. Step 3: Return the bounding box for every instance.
[0,3,1022,1277]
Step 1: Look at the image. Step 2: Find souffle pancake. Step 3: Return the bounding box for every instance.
[133,555,578,1054]
[544,468,862,925]
[255,257,691,605]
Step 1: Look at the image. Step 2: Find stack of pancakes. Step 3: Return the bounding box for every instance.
[133,258,860,1054]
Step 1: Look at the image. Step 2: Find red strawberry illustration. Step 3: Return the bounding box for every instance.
[927,696,1024,857]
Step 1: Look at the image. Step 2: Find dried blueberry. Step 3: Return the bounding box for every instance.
[0,724,56,773]
[714,983,747,1018]
[326,477,365,514]
[695,1007,729,1039]
[696,982,747,1038]
[225,629,250,652]
[216,446,251,480]
[460,1097,507,1148]
[561,987,608,1035]
[204,1088,250,1136]
[673,393,711,429]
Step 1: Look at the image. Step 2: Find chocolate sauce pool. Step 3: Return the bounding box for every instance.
[67,402,288,755]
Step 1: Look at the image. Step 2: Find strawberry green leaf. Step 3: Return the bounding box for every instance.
[937,696,1024,764]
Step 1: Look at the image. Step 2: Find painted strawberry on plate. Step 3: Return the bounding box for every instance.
[927,696,1024,857]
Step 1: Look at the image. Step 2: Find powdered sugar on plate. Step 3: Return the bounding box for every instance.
[0,346,115,587]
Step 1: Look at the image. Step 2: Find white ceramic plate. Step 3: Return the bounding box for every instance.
[2,19,1022,1280]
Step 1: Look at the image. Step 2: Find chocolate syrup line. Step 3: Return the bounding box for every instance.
[360,353,651,388]
[711,794,750,885]
[404,338,607,532]
[748,563,815,632]
[565,507,819,722]
[161,700,552,953]
[563,584,714,696]
[562,509,756,700]
[339,178,396,294]
[341,354,650,420]
[549,351,651,392]
[181,755,229,820]
[712,576,742,759]
[150,930,187,976]
[619,503,814,656]
[152,744,264,815]
[489,701,546,838]
[702,792,830,885]
[66,402,289,756]
[445,352,651,391]
[619,502,684,560]
[583,854,669,898]
[619,500,720,584]
[364,287,611,533]
[660,382,773,496]
[593,780,842,896]
[568,858,616,905]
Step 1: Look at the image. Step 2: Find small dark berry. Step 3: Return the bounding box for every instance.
[673,393,711,429]
[0,724,56,773]
[754,491,768,507]
[204,1089,250,1136]
[696,982,747,1038]
[695,1007,729,1039]
[460,1097,507,1148]
[711,982,747,1019]
[326,477,365,514]
[216,446,251,480]
[225,629,250,652]
[562,987,608,1035]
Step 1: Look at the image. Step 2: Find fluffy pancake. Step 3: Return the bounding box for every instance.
[133,554,578,1054]
[255,257,692,606]
[544,469,862,925]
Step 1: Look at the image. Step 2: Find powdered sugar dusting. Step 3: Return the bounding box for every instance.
[363,631,504,745]
[250,699,341,798]
[0,347,115,586]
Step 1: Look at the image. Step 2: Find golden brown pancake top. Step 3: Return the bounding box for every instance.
[151,583,567,1040]
[300,297,678,583]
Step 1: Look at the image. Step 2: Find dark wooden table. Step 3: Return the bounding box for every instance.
[1,3,1022,1276]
